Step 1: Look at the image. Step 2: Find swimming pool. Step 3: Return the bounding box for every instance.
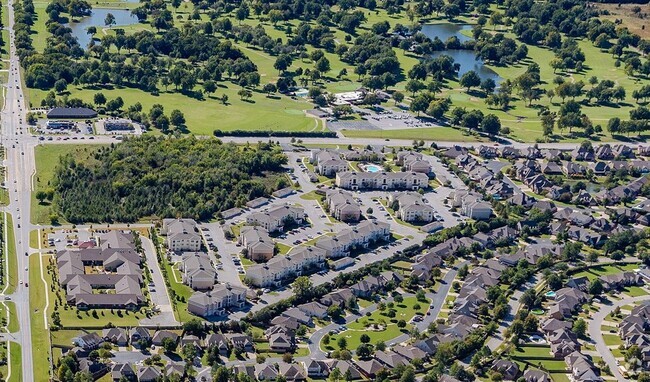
[365,164,382,173]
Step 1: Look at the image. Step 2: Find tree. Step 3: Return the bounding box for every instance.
[356,343,372,359]
[292,276,313,301]
[170,109,186,128]
[397,319,407,328]
[54,79,67,94]
[337,337,347,349]
[316,57,331,74]
[93,93,106,106]
[480,78,496,94]
[572,318,587,338]
[203,81,217,97]
[268,9,283,25]
[520,289,537,308]
[588,279,603,295]
[360,334,371,344]
[237,89,253,101]
[36,190,47,204]
[221,94,229,105]
[481,114,501,135]
[460,71,481,92]
[541,114,555,137]
[263,83,277,97]
[393,91,404,105]
[104,12,116,27]
[161,337,177,353]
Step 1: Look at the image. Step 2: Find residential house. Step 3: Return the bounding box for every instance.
[491,359,520,380]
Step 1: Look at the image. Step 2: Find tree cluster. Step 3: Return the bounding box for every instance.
[52,137,289,222]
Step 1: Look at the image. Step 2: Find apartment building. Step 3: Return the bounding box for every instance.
[315,220,390,258]
[239,226,275,262]
[335,171,428,191]
[187,283,247,317]
[396,151,432,174]
[161,218,202,252]
[246,247,326,288]
[310,149,349,176]
[389,192,435,223]
[246,204,304,233]
[180,252,217,290]
[326,189,361,222]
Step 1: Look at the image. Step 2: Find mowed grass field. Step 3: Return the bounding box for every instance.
[32,144,107,224]
[26,86,321,136]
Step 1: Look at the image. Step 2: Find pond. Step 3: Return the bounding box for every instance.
[68,8,139,49]
[420,23,502,83]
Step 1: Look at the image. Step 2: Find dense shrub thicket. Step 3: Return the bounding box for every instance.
[53,137,288,222]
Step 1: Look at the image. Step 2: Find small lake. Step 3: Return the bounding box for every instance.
[68,8,139,48]
[421,23,502,83]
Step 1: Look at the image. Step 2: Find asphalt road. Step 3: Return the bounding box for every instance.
[1,0,37,377]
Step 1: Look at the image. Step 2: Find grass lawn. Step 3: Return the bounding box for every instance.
[323,296,428,351]
[8,342,22,382]
[622,286,648,297]
[571,263,640,281]
[341,127,483,142]
[392,260,413,270]
[29,230,41,250]
[0,188,8,206]
[356,298,373,309]
[512,345,553,358]
[29,255,50,382]
[3,213,18,295]
[276,242,292,255]
[550,373,571,382]
[603,334,623,346]
[4,301,19,333]
[33,144,107,224]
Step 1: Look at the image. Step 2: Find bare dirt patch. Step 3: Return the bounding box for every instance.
[596,3,650,39]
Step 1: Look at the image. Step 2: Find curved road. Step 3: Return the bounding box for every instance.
[588,295,650,382]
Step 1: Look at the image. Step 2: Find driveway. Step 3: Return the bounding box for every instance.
[139,237,179,326]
